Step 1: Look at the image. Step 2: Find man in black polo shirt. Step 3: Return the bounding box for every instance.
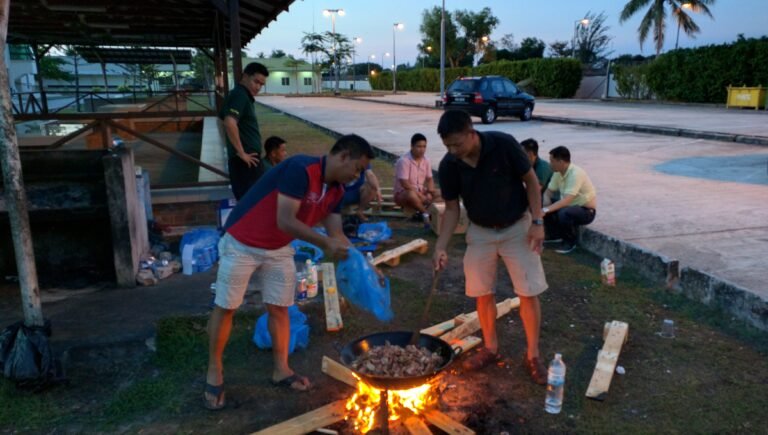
[220,62,269,200]
[433,110,549,385]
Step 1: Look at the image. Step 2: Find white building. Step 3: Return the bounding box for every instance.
[239,57,320,95]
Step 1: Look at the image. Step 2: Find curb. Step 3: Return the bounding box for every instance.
[580,228,767,331]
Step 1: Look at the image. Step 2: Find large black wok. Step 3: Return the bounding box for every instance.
[340,331,459,390]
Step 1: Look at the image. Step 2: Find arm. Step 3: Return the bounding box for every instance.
[543,194,576,214]
[522,169,544,254]
[365,169,383,204]
[223,116,260,167]
[276,193,349,259]
[432,199,460,271]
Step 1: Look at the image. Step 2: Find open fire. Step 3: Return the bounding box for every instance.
[345,374,437,433]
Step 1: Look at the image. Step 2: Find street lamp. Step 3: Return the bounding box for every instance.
[572,18,590,59]
[323,8,345,94]
[422,45,433,68]
[476,36,489,66]
[675,3,693,50]
[367,54,375,82]
[392,22,404,94]
[351,36,362,90]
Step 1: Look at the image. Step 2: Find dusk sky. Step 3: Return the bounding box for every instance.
[245,0,767,64]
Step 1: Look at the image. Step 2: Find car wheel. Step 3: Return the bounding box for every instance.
[520,104,533,121]
[481,106,496,124]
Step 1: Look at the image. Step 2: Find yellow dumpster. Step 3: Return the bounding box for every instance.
[726,85,766,110]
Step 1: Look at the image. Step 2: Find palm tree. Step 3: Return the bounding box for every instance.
[619,0,715,55]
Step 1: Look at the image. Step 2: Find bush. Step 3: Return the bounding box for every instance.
[623,36,768,103]
[613,63,654,99]
[370,58,582,98]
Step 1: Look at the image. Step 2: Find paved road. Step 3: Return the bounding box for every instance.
[259,94,768,299]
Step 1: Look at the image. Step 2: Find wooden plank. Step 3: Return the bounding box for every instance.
[585,320,629,401]
[321,263,343,332]
[404,416,433,435]
[421,318,461,337]
[373,239,429,267]
[251,399,348,435]
[322,356,358,388]
[440,298,520,343]
[422,410,475,435]
[451,335,482,355]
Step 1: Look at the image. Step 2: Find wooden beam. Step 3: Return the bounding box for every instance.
[373,239,429,267]
[322,356,357,388]
[320,263,343,331]
[404,416,433,435]
[251,399,348,435]
[440,298,519,343]
[422,410,475,435]
[585,320,629,401]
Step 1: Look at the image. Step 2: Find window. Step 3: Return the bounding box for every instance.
[304,77,312,86]
[491,80,505,94]
[503,79,518,94]
[9,45,33,61]
[281,77,290,86]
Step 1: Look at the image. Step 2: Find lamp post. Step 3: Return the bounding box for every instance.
[392,22,404,94]
[476,36,489,66]
[351,36,362,90]
[422,45,432,69]
[440,0,446,101]
[323,8,345,94]
[572,18,590,59]
[367,54,375,83]
[675,3,693,50]
[381,52,390,77]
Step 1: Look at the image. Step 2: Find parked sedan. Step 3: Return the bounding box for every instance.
[443,75,535,124]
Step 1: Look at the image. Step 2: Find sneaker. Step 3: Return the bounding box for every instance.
[523,356,548,385]
[555,243,576,254]
[543,238,563,244]
[410,212,423,222]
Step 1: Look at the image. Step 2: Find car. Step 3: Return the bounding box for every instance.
[442,75,535,124]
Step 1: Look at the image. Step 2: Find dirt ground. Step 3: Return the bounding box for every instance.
[4,218,767,434]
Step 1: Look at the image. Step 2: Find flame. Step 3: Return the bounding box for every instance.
[345,375,436,433]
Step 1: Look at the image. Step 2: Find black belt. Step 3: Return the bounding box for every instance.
[475,214,522,230]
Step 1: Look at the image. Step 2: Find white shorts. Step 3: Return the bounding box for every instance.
[214,233,296,309]
[463,213,548,298]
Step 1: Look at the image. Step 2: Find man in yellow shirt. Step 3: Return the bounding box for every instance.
[542,146,597,254]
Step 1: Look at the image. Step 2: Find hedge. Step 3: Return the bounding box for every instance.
[614,36,768,103]
[370,58,582,98]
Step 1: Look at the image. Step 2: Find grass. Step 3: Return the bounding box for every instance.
[1,103,766,433]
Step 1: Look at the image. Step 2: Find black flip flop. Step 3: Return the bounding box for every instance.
[203,383,226,410]
[271,373,311,391]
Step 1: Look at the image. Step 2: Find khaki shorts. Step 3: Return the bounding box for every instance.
[214,233,296,309]
[463,213,548,298]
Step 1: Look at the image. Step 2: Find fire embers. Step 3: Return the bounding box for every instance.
[346,377,436,434]
[351,342,445,377]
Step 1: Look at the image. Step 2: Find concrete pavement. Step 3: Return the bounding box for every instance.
[258,93,768,327]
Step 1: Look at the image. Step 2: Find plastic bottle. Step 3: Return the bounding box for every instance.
[295,271,308,303]
[366,252,375,264]
[545,353,566,414]
[305,259,318,298]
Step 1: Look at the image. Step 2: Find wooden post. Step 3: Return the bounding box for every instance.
[0,0,44,327]
[229,0,243,84]
[321,263,343,331]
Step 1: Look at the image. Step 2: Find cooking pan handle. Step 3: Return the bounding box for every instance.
[451,343,466,356]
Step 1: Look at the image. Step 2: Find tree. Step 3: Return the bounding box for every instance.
[418,7,460,67]
[548,41,571,58]
[455,7,499,66]
[574,11,613,64]
[191,49,214,89]
[270,49,287,58]
[299,31,352,93]
[518,37,546,59]
[283,56,307,94]
[39,56,73,82]
[619,0,715,55]
[499,33,516,51]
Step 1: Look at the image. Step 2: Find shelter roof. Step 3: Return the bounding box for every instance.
[76,47,193,65]
[7,0,296,49]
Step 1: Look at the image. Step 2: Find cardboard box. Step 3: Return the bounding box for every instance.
[600,258,616,286]
[428,202,469,235]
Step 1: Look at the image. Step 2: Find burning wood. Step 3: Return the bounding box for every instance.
[351,342,444,377]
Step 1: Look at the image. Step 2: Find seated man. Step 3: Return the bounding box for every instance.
[340,165,382,221]
[520,138,552,194]
[542,146,597,254]
[394,133,441,220]
[262,136,288,171]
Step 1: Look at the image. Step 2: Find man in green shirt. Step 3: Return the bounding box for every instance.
[542,146,597,254]
[219,62,269,200]
[521,138,553,194]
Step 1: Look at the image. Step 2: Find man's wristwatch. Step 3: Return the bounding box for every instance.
[532,218,544,225]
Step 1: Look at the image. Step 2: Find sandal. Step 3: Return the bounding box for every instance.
[271,373,311,392]
[523,356,548,385]
[461,347,501,371]
[202,383,226,410]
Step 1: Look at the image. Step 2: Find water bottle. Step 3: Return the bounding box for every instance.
[305,259,318,298]
[545,353,566,414]
[366,252,375,264]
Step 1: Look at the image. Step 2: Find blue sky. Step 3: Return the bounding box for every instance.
[246,0,767,64]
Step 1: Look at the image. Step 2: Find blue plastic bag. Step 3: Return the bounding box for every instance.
[336,248,394,321]
[357,222,392,243]
[290,239,324,264]
[180,227,220,273]
[253,306,310,354]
